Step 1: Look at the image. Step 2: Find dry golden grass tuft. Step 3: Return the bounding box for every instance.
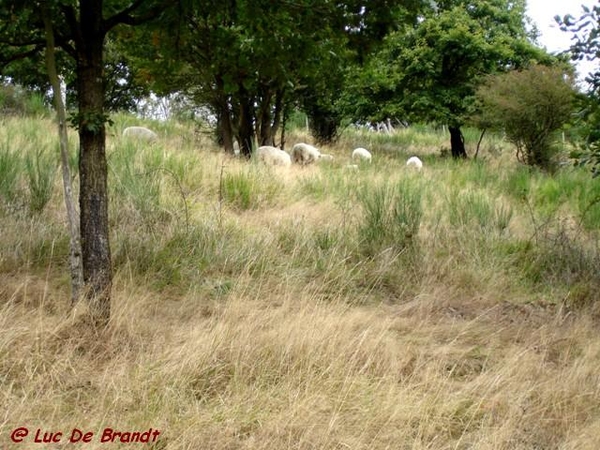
[2,117,600,449]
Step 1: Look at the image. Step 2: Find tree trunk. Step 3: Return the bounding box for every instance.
[257,87,274,146]
[237,87,255,158]
[449,126,467,158]
[271,88,284,145]
[220,111,235,154]
[305,100,339,145]
[77,1,112,325]
[279,101,288,151]
[215,77,235,154]
[474,128,486,160]
[41,1,83,306]
[216,100,235,154]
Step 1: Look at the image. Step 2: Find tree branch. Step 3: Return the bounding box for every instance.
[55,35,76,58]
[104,0,147,30]
[0,46,44,65]
[0,35,45,46]
[60,3,82,49]
[104,0,176,32]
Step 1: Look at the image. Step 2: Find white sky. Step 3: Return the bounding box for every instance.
[526,0,597,82]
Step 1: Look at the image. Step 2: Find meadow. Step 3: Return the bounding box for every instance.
[1,113,600,449]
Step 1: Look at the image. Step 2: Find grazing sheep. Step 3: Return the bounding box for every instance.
[122,126,158,142]
[406,156,423,170]
[352,147,372,162]
[291,143,321,165]
[256,146,292,167]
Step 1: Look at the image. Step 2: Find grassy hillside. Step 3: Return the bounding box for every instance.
[2,115,600,449]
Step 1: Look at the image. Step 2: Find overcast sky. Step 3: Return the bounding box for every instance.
[526,0,597,81]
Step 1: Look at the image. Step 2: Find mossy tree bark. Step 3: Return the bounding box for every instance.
[74,1,112,324]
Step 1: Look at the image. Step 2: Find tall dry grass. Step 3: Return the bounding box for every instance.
[1,115,600,449]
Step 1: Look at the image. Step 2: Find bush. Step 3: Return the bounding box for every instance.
[475,65,576,172]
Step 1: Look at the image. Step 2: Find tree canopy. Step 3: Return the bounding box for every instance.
[0,1,160,112]
[1,0,557,159]
[121,0,425,153]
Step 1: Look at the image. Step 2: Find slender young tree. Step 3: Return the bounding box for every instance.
[40,0,83,305]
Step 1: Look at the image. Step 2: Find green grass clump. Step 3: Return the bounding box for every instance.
[503,165,531,200]
[221,167,284,211]
[512,224,600,306]
[357,178,422,256]
[0,137,21,206]
[109,141,194,229]
[0,84,49,117]
[298,167,357,202]
[25,148,57,214]
[113,223,229,291]
[445,189,512,234]
[110,150,165,227]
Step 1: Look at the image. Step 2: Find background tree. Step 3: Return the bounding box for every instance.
[475,64,576,171]
[0,0,176,325]
[341,0,551,158]
[301,0,423,144]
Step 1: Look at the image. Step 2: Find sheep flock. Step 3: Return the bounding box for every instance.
[255,142,423,173]
[121,125,424,172]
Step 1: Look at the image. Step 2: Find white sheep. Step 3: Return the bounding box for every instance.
[291,143,321,165]
[318,153,334,162]
[406,156,423,170]
[256,146,292,167]
[352,147,372,162]
[122,126,158,142]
